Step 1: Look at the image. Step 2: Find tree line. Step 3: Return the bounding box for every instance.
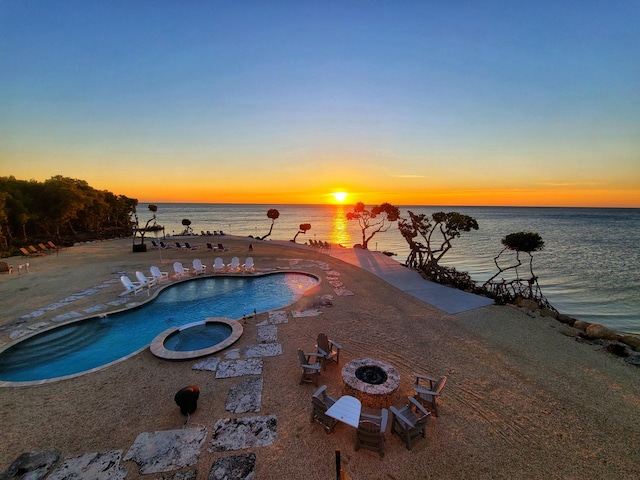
[0,175,138,254]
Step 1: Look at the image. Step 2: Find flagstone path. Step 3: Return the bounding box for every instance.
[1,259,345,479]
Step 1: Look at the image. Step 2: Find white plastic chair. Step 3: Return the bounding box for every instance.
[173,261,189,278]
[150,266,169,282]
[135,270,157,289]
[213,257,226,273]
[242,257,255,273]
[227,257,241,273]
[120,275,144,296]
[192,258,206,275]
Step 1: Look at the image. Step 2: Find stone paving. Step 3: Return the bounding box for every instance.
[1,261,347,479]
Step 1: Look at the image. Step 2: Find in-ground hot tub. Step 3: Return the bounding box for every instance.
[342,358,400,408]
[150,317,243,360]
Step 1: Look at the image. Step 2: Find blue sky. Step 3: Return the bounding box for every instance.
[1,1,639,206]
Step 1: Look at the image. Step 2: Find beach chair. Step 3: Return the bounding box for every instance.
[389,397,431,450]
[47,240,62,251]
[151,240,160,249]
[297,348,322,386]
[213,257,226,273]
[135,270,157,289]
[0,261,13,274]
[38,243,52,254]
[217,243,229,251]
[20,247,42,258]
[120,275,145,296]
[413,374,447,417]
[355,409,388,457]
[311,385,338,434]
[159,241,173,249]
[173,261,189,278]
[192,258,206,275]
[316,333,341,370]
[242,257,255,273]
[227,256,241,273]
[150,266,169,282]
[185,242,200,250]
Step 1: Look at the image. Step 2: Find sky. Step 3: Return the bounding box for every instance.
[1,1,639,207]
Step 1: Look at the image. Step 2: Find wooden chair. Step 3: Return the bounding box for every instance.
[310,385,338,434]
[297,348,322,386]
[355,409,388,457]
[413,373,447,417]
[316,333,341,370]
[390,397,431,450]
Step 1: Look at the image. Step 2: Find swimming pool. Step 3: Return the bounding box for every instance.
[0,272,319,385]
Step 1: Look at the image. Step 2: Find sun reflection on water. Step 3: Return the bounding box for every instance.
[329,205,352,247]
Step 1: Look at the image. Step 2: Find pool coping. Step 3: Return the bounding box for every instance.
[0,269,321,387]
[150,317,244,360]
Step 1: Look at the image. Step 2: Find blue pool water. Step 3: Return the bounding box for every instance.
[0,272,319,384]
[164,322,233,352]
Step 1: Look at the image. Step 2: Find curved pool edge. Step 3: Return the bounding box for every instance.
[150,317,243,360]
[0,269,321,387]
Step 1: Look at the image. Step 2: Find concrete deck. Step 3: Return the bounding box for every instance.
[327,247,494,314]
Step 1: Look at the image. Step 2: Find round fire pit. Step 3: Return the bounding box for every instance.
[342,358,400,408]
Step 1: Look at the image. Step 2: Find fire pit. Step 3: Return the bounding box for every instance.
[342,358,400,408]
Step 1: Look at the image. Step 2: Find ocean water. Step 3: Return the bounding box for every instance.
[148,203,640,334]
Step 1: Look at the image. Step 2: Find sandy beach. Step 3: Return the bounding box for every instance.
[1,237,639,479]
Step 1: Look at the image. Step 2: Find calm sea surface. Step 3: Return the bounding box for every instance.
[150,203,640,334]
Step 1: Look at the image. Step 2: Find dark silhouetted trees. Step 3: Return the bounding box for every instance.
[346,202,400,249]
[292,223,311,243]
[0,175,138,255]
[260,208,280,240]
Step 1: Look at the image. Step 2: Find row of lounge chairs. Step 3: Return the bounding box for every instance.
[151,241,230,252]
[19,241,62,258]
[119,257,257,296]
[300,333,446,455]
[307,240,331,249]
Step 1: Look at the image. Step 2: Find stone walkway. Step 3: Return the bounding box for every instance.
[1,259,341,479]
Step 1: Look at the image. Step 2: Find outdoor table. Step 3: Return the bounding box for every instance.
[326,395,362,428]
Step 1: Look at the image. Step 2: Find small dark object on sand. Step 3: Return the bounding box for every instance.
[175,385,201,415]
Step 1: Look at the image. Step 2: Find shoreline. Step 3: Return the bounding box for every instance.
[1,237,639,478]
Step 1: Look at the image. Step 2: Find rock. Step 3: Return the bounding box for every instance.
[625,353,640,366]
[0,451,59,480]
[619,335,640,352]
[572,320,590,332]
[585,323,619,341]
[541,308,558,319]
[517,299,539,311]
[605,343,629,357]
[556,314,576,326]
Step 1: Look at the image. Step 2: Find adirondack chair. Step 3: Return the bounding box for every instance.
[316,333,341,369]
[389,397,431,450]
[310,385,338,434]
[192,258,206,275]
[413,373,447,417]
[297,348,322,386]
[355,409,388,457]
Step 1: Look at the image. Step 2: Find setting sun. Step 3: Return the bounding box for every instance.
[331,191,348,203]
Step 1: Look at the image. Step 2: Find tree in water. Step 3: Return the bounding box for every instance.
[260,208,280,240]
[398,210,479,288]
[292,223,311,243]
[482,231,554,309]
[131,204,159,250]
[346,202,400,249]
[181,218,193,235]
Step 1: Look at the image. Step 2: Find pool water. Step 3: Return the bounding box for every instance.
[164,322,233,352]
[0,272,318,384]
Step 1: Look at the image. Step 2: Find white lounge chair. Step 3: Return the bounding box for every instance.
[227,256,241,273]
[135,270,157,289]
[150,266,169,282]
[213,257,226,273]
[120,275,145,296]
[242,257,255,273]
[173,261,189,278]
[192,258,206,275]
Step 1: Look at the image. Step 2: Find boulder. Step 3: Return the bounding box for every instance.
[620,335,640,352]
[540,308,558,319]
[585,323,619,341]
[572,320,590,332]
[517,299,540,311]
[556,314,576,326]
